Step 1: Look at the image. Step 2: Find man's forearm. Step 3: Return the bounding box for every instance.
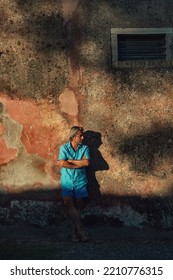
[58,160,79,169]
[67,159,89,167]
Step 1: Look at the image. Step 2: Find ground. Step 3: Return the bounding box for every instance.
[0,220,173,260]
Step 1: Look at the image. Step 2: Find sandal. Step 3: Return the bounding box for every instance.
[70,233,80,243]
[78,231,89,242]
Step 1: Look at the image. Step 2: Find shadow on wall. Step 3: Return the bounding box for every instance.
[1,188,173,228]
[13,1,62,47]
[84,131,109,201]
[0,187,62,204]
[118,123,173,174]
[83,193,173,229]
[0,187,64,227]
[5,0,173,88]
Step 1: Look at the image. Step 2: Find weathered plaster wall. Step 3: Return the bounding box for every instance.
[1,0,173,227]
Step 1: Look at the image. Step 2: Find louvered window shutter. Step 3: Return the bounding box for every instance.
[118,34,166,61]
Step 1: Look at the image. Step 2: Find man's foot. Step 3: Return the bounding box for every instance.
[77,231,89,242]
[70,233,80,243]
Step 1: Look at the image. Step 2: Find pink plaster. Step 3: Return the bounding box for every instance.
[0,94,60,163]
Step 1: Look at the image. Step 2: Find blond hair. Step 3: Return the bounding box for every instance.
[69,126,83,141]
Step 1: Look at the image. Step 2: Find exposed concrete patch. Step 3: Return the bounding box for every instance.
[0,154,51,188]
[0,123,18,165]
[59,88,78,116]
[2,112,23,149]
[0,101,20,164]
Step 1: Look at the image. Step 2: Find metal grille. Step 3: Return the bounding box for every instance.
[118,34,166,61]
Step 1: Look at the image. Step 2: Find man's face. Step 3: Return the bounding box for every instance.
[73,130,84,144]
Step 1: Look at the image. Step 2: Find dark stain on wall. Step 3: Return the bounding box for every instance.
[114,68,173,96]
[64,10,81,72]
[119,123,173,174]
[0,0,67,99]
[25,14,65,53]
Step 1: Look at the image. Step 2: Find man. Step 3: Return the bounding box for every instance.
[58,126,90,242]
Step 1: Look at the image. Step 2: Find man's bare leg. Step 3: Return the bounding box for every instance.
[63,196,84,240]
[75,197,88,241]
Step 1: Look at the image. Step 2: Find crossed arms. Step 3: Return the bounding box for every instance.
[58,157,89,169]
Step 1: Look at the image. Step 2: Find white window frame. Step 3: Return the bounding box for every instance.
[111,28,173,68]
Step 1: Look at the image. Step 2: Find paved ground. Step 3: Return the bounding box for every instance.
[0,221,173,259]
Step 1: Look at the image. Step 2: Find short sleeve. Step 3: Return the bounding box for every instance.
[58,145,67,161]
[84,146,90,160]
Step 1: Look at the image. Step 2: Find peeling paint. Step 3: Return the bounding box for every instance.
[59,88,78,116]
[1,0,173,227]
[0,94,61,189]
[0,123,18,165]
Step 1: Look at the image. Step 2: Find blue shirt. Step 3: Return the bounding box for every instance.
[58,142,90,189]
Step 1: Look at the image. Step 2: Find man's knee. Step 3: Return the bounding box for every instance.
[75,198,84,210]
[63,196,74,209]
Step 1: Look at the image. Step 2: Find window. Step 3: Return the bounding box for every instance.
[111,28,173,67]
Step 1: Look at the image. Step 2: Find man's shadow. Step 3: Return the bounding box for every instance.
[83,131,109,202]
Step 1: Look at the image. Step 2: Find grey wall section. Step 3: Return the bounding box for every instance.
[1,0,173,228]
